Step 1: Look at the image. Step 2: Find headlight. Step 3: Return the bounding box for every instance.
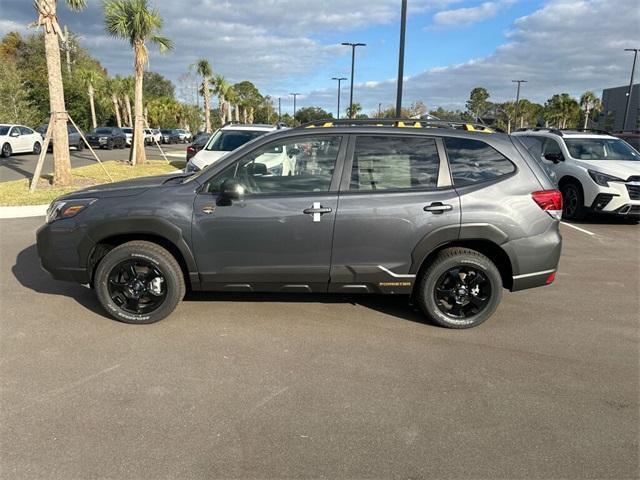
[588,170,624,187]
[46,198,97,223]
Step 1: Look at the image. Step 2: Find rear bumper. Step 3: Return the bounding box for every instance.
[36,222,94,284]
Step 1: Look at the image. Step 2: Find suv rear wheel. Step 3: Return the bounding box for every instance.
[94,241,185,324]
[561,182,586,220]
[416,248,503,329]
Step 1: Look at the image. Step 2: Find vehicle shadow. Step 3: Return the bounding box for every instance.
[0,155,35,180]
[12,244,110,319]
[564,215,639,226]
[185,291,433,326]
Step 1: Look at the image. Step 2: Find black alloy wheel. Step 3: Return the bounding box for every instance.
[1,143,11,158]
[561,183,586,220]
[33,142,42,155]
[107,259,167,315]
[434,267,491,319]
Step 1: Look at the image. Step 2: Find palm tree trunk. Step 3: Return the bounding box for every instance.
[125,94,133,127]
[43,19,72,186]
[234,104,240,122]
[203,78,211,133]
[131,42,146,165]
[218,95,226,125]
[112,93,122,127]
[583,106,590,129]
[88,84,97,129]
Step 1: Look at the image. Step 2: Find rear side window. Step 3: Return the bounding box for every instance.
[444,137,515,186]
[350,136,439,191]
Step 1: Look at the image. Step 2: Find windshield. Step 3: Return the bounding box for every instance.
[0,126,11,135]
[205,129,265,152]
[93,128,112,134]
[122,128,133,133]
[565,138,640,161]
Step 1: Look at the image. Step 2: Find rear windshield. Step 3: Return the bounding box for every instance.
[0,126,10,135]
[565,138,640,161]
[205,129,265,152]
[94,128,112,134]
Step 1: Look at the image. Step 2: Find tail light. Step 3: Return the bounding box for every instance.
[187,146,195,153]
[545,272,556,284]
[532,190,563,220]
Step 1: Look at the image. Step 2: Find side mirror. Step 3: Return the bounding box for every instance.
[544,153,564,163]
[220,178,245,201]
[10,131,20,137]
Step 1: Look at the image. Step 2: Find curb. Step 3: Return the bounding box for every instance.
[0,204,48,219]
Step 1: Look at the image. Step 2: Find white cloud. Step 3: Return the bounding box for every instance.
[432,2,503,28]
[303,0,640,113]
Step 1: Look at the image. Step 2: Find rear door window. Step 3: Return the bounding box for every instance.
[349,135,440,191]
[444,137,515,186]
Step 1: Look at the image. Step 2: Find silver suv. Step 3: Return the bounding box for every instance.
[37,119,562,328]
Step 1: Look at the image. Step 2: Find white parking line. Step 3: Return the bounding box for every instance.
[560,221,596,236]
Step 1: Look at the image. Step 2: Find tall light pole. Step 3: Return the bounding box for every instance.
[396,0,407,117]
[332,77,347,119]
[341,42,366,118]
[622,48,639,132]
[290,93,300,124]
[512,79,527,132]
[278,97,281,121]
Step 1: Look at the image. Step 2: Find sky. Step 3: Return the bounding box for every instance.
[1,0,639,116]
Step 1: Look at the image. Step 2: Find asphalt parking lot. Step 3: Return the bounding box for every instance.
[0,216,638,479]
[0,144,188,183]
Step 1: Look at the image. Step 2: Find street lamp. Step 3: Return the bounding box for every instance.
[290,93,300,124]
[512,79,527,131]
[341,42,366,118]
[332,77,347,119]
[622,48,639,132]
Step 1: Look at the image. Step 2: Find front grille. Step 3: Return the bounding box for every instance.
[626,184,640,200]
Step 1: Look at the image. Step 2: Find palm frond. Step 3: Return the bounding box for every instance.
[66,0,87,11]
[151,35,173,53]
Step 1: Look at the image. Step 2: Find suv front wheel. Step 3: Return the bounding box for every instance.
[94,241,185,324]
[416,248,503,329]
[561,182,586,220]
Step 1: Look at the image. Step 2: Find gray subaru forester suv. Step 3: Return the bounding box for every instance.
[37,119,562,328]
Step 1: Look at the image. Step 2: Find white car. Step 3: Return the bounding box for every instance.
[513,129,640,219]
[0,124,43,158]
[176,129,192,143]
[145,128,162,144]
[185,124,278,173]
[121,127,133,146]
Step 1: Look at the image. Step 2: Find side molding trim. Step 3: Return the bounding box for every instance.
[377,265,416,278]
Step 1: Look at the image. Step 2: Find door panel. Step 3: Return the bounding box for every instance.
[191,134,345,292]
[330,134,461,294]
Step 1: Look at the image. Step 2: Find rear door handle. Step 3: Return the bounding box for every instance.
[303,202,332,222]
[424,202,453,214]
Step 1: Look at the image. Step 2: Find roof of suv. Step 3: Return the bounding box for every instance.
[512,128,618,140]
[220,123,278,132]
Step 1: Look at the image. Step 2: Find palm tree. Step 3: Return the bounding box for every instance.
[580,91,601,129]
[104,0,172,165]
[213,75,231,125]
[78,69,102,129]
[195,59,213,133]
[106,77,123,128]
[33,0,87,186]
[346,103,362,118]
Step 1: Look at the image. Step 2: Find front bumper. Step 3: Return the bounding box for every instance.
[36,221,94,284]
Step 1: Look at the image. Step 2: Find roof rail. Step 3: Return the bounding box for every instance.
[565,128,612,135]
[296,118,496,133]
[514,127,564,136]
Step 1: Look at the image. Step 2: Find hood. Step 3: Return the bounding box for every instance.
[190,149,228,169]
[576,160,640,180]
[61,173,189,200]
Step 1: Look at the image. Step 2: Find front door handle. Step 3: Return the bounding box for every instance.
[424,202,453,214]
[303,202,332,222]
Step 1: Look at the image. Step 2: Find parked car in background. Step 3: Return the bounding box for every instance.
[85,127,127,150]
[176,129,192,143]
[186,133,211,161]
[121,127,133,146]
[0,124,43,158]
[185,124,277,173]
[513,128,640,219]
[143,128,159,145]
[37,119,562,327]
[160,129,180,144]
[613,131,640,151]
[36,123,84,151]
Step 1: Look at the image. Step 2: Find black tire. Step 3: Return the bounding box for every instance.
[561,182,586,220]
[32,142,41,155]
[415,248,503,329]
[76,140,84,151]
[1,143,12,158]
[106,139,114,150]
[94,241,185,324]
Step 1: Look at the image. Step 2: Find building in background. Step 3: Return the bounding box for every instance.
[598,84,640,132]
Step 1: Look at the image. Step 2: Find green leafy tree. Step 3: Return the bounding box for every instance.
[294,106,333,124]
[346,103,362,118]
[104,0,173,165]
[33,0,87,186]
[143,71,175,99]
[77,68,104,129]
[544,93,580,129]
[466,87,491,121]
[0,60,39,125]
[579,91,602,129]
